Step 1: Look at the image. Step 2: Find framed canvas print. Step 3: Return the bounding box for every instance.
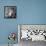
[18,24,46,46]
[18,24,46,41]
[4,6,17,19]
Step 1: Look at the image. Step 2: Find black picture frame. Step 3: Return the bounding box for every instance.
[4,6,17,19]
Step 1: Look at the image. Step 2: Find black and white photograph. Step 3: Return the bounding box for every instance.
[18,25,46,46]
[4,6,17,19]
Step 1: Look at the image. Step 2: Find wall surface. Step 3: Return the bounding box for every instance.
[0,0,46,44]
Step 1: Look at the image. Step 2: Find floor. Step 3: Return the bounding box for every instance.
[19,39,46,46]
[0,40,46,46]
[0,44,18,46]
